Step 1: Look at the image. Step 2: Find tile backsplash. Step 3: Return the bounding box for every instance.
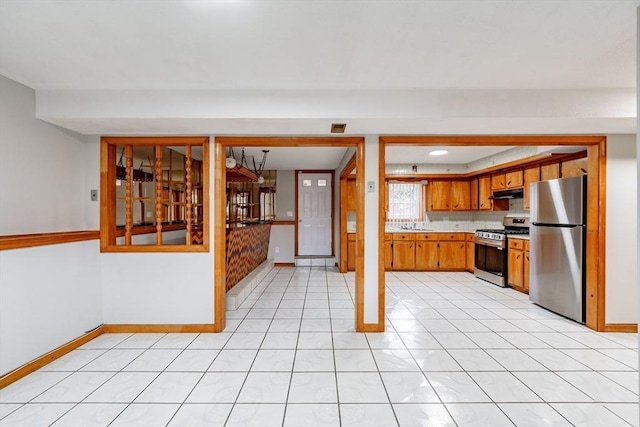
[385,199,528,231]
[350,201,528,233]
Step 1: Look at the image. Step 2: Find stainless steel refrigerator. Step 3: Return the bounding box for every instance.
[529,176,586,323]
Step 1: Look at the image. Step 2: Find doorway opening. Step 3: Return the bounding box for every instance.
[214,137,366,332]
[379,135,608,332]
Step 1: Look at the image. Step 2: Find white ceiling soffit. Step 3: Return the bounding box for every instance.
[226,147,349,171]
[1,1,637,135]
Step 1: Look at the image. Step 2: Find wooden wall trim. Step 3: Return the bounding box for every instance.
[214,141,227,332]
[0,325,105,389]
[339,177,348,272]
[272,220,296,226]
[361,323,385,333]
[273,262,295,267]
[355,140,366,332]
[381,135,605,146]
[0,323,222,388]
[377,140,386,332]
[340,153,357,178]
[215,136,364,147]
[603,324,638,333]
[114,224,186,237]
[0,230,100,251]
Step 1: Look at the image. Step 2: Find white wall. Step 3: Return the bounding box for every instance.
[0,76,94,234]
[605,134,638,324]
[0,242,103,374]
[101,253,213,324]
[0,76,104,375]
[268,225,295,263]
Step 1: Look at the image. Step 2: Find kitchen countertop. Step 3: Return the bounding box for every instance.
[383,229,473,233]
[508,235,530,240]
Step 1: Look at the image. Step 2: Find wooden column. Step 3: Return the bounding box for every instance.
[185,145,193,245]
[154,145,163,244]
[124,145,133,245]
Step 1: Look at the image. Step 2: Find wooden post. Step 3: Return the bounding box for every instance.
[186,145,193,245]
[154,145,163,245]
[124,145,133,245]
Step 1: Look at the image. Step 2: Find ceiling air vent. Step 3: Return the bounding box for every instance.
[330,123,347,133]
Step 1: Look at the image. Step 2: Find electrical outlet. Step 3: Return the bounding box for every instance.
[275,247,280,253]
[90,189,98,201]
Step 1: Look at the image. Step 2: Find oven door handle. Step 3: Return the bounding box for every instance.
[474,238,505,249]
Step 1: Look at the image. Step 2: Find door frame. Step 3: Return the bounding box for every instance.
[294,169,335,257]
[379,135,608,332]
[214,137,366,332]
[339,154,357,272]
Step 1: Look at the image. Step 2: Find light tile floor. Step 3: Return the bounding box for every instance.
[1,267,638,426]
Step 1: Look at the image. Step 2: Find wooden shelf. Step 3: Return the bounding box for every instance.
[226,165,258,183]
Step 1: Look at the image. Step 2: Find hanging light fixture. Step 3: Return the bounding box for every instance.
[225,147,237,169]
[252,150,269,184]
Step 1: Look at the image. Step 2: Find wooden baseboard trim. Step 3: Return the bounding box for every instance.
[273,262,295,267]
[272,221,296,226]
[0,325,105,389]
[103,324,217,333]
[603,323,638,333]
[360,323,385,333]
[0,323,224,388]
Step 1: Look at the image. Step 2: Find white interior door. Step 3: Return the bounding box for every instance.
[297,172,332,256]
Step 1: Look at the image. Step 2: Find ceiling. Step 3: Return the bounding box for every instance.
[0,1,637,91]
[228,147,349,170]
[0,0,637,169]
[385,146,514,165]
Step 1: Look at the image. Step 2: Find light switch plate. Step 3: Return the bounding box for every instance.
[367,181,375,193]
[90,189,98,201]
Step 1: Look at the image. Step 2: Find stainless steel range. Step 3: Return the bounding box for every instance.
[474,216,529,287]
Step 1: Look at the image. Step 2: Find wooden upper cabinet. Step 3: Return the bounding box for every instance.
[470,178,479,210]
[541,162,560,181]
[478,176,492,210]
[523,165,540,210]
[505,170,524,188]
[491,173,506,190]
[428,180,451,211]
[450,181,470,211]
[345,179,356,211]
[561,157,588,178]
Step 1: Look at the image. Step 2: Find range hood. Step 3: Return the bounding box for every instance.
[489,188,524,200]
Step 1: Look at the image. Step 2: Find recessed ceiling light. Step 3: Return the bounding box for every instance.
[429,150,448,156]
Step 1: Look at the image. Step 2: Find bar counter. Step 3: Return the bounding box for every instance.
[225,221,272,292]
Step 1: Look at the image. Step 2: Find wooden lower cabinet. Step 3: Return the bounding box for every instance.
[507,238,528,293]
[393,241,415,270]
[439,241,466,270]
[523,240,530,292]
[415,241,438,270]
[465,235,474,272]
[388,232,466,271]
